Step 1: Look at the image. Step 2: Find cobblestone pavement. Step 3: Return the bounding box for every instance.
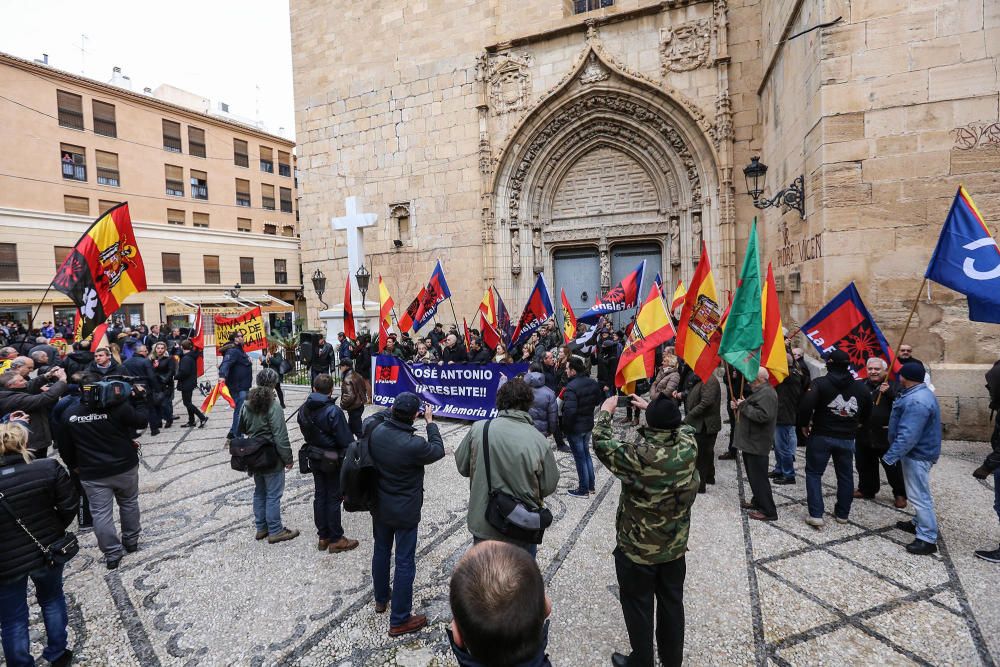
[12,385,999,666]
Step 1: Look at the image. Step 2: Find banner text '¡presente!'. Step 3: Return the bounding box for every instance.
[410,366,495,381]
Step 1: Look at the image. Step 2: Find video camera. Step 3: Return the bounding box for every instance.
[81,374,146,410]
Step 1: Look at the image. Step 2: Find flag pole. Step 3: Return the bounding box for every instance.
[26,281,57,336]
[448,299,461,331]
[890,276,928,370]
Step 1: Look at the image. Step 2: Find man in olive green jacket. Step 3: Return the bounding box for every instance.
[732,368,779,522]
[593,394,699,667]
[678,373,722,493]
[456,378,559,558]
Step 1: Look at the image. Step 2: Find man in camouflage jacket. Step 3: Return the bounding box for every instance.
[593,393,699,667]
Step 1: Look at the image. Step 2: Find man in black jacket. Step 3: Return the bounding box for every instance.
[219,333,253,439]
[0,366,68,458]
[441,334,468,364]
[561,356,603,498]
[972,359,1000,563]
[854,358,907,508]
[297,373,359,554]
[58,380,149,569]
[798,350,872,528]
[175,340,208,428]
[62,340,94,377]
[123,345,162,434]
[86,347,120,377]
[310,336,334,382]
[467,338,491,364]
[365,392,444,637]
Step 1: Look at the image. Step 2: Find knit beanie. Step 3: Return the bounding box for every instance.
[899,361,925,382]
[645,397,682,430]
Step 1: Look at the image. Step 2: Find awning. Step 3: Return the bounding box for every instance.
[165,293,294,316]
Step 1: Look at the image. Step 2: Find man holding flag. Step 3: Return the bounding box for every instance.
[219,332,253,441]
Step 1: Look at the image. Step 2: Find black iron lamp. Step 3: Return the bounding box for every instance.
[355,263,371,305]
[227,283,242,299]
[311,269,328,310]
[743,156,805,219]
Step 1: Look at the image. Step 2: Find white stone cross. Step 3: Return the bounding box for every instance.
[331,196,378,299]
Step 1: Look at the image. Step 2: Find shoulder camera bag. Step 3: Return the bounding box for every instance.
[481,420,552,545]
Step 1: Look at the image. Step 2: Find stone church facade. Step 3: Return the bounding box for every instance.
[291,0,1000,436]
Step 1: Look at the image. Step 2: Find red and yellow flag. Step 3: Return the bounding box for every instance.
[761,263,789,386]
[53,203,146,339]
[676,242,724,382]
[560,289,577,344]
[343,276,356,340]
[671,280,686,313]
[378,276,394,353]
[615,283,675,395]
[477,290,497,328]
[191,306,205,377]
[200,379,235,414]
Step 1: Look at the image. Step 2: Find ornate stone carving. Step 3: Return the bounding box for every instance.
[660,20,712,73]
[710,91,733,147]
[691,211,703,262]
[487,53,533,115]
[542,220,669,244]
[505,92,703,224]
[579,52,609,85]
[953,122,1000,150]
[600,250,611,288]
[669,217,681,267]
[510,226,521,275]
[531,226,543,274]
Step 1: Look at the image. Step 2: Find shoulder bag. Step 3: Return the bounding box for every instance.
[0,491,79,567]
[481,420,553,545]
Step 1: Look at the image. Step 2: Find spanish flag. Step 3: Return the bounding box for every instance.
[53,203,146,339]
[761,263,788,386]
[560,289,577,344]
[201,379,236,414]
[477,289,497,328]
[378,276,394,353]
[343,276,356,340]
[676,242,724,383]
[671,280,686,313]
[615,282,675,395]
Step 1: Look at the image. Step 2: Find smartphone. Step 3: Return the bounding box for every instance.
[617,395,631,408]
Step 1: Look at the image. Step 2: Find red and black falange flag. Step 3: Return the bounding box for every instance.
[800,282,900,379]
[53,202,147,339]
[576,260,646,324]
[397,260,452,333]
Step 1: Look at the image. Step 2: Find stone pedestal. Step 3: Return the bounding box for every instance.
[318,301,380,340]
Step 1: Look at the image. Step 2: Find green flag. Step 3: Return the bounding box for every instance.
[719,218,763,382]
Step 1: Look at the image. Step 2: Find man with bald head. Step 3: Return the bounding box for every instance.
[733,367,779,522]
[448,541,551,667]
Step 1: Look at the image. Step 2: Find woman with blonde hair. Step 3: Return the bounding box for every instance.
[0,418,78,667]
[493,342,513,364]
[650,353,682,402]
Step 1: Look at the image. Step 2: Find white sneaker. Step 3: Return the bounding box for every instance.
[834,516,849,524]
[805,516,824,529]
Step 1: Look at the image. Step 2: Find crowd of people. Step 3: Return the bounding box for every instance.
[1,311,999,667]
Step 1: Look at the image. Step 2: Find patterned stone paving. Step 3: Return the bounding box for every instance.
[10,386,1000,666]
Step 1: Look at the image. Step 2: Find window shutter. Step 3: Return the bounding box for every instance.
[63,196,90,215]
[95,151,118,170]
[165,164,183,181]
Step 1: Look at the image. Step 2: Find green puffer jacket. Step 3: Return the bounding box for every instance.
[592,411,699,565]
[238,390,292,475]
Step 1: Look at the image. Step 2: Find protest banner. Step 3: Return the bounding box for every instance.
[372,355,529,421]
[214,307,268,354]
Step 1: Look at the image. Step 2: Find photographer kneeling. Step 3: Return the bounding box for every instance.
[57,374,149,569]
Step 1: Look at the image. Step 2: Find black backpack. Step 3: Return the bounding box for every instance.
[340,423,380,512]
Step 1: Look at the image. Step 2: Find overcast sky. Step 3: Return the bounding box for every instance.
[0,0,296,138]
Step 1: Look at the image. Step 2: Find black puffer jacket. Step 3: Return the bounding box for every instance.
[57,399,149,481]
[0,379,68,456]
[176,351,201,391]
[797,367,872,439]
[560,375,603,435]
[0,453,78,583]
[364,410,444,528]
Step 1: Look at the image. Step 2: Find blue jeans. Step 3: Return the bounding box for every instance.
[252,470,286,536]
[567,431,595,493]
[805,435,855,520]
[372,521,418,627]
[901,458,938,543]
[0,564,68,667]
[772,425,797,479]
[313,469,344,541]
[230,389,248,438]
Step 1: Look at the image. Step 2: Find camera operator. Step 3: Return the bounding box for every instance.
[0,365,68,459]
[57,377,149,569]
[123,345,163,435]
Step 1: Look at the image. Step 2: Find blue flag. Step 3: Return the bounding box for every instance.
[577,260,646,324]
[511,274,555,346]
[925,186,1000,323]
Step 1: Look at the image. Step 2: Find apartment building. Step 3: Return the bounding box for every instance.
[0,51,303,329]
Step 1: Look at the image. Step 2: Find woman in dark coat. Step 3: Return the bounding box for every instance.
[150,341,177,428]
[175,340,208,428]
[0,420,78,667]
[263,346,288,409]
